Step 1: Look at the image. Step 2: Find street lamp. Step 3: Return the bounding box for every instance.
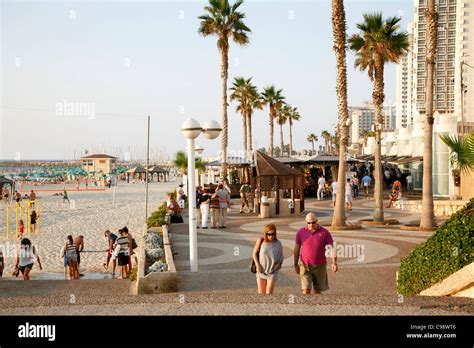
[180,118,221,272]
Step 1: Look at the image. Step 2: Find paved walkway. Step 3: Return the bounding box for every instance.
[0,197,472,315]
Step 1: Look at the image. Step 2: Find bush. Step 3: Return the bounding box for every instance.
[147,202,167,228]
[397,198,474,296]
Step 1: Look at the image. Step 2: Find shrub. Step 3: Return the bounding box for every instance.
[397,198,474,296]
[147,202,167,228]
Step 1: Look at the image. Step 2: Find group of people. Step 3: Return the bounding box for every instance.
[103,227,136,279]
[317,173,373,210]
[252,212,337,295]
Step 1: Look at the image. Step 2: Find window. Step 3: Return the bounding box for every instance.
[437,94,445,100]
[437,46,446,54]
[99,160,106,164]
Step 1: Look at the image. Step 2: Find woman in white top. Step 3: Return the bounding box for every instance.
[15,238,42,281]
[345,178,353,210]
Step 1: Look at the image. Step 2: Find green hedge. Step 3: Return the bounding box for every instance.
[147,202,167,228]
[397,198,474,296]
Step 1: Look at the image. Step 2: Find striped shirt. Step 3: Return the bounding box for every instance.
[65,243,77,257]
[116,236,129,254]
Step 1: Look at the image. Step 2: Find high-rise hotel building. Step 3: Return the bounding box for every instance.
[395,0,474,196]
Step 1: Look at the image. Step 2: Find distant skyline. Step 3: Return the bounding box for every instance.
[0,0,413,160]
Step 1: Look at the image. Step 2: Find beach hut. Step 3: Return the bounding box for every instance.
[253,151,304,217]
[125,165,146,183]
[0,177,14,200]
[147,165,169,182]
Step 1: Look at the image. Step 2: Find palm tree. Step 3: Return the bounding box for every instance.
[261,86,285,157]
[245,85,262,159]
[173,151,206,175]
[349,13,409,222]
[198,0,251,180]
[420,0,437,230]
[287,106,301,156]
[321,130,331,154]
[439,132,474,197]
[277,107,288,156]
[230,76,253,158]
[307,134,318,155]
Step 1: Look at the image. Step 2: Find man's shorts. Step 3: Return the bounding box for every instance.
[345,195,352,203]
[118,253,129,266]
[299,263,329,292]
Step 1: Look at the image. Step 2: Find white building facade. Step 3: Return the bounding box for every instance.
[390,0,474,197]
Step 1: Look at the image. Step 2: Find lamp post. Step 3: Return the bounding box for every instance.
[181,118,221,272]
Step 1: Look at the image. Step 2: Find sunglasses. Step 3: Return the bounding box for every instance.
[306,221,317,225]
[266,233,276,236]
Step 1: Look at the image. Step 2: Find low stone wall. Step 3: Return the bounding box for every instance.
[396,199,468,217]
[136,225,177,294]
[420,263,474,298]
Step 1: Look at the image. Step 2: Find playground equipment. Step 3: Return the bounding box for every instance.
[6,200,40,240]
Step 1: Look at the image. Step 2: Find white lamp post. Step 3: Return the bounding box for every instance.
[181,118,221,272]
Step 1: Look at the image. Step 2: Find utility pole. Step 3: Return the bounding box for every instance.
[145,116,150,224]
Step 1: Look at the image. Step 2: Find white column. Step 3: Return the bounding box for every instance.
[187,138,198,272]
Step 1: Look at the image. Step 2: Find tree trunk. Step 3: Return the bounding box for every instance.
[241,101,248,159]
[279,123,284,157]
[220,42,229,181]
[373,52,385,222]
[269,105,275,157]
[331,0,349,228]
[289,119,293,156]
[311,141,315,154]
[246,110,253,182]
[420,0,437,229]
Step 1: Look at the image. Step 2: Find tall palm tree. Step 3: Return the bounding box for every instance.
[198,0,251,180]
[349,12,409,222]
[277,107,288,156]
[420,0,437,230]
[230,76,253,158]
[244,85,262,159]
[321,130,331,154]
[261,86,285,157]
[287,106,301,156]
[307,134,318,155]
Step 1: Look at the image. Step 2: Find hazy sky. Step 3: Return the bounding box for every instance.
[0,0,413,161]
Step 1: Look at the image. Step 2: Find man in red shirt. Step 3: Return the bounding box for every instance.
[294,212,338,294]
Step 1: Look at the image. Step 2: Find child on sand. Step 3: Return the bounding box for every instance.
[19,220,24,239]
[30,211,37,233]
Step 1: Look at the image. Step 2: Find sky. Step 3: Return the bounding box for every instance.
[0,0,413,161]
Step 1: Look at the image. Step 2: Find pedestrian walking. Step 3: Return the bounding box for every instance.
[239,182,251,213]
[74,235,84,277]
[209,189,220,229]
[362,173,372,199]
[345,178,353,210]
[115,228,130,279]
[214,184,231,228]
[352,175,359,198]
[62,235,79,280]
[30,211,37,234]
[199,188,211,229]
[331,181,337,208]
[252,223,284,295]
[196,187,202,228]
[14,238,42,281]
[63,189,70,203]
[317,175,326,201]
[103,230,118,277]
[293,213,338,295]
